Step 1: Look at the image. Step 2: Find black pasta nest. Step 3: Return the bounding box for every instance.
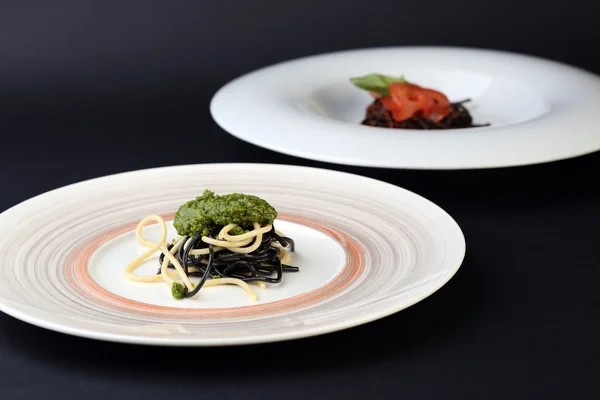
[361,99,489,130]
[158,224,297,298]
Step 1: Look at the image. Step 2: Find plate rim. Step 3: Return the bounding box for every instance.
[0,163,466,346]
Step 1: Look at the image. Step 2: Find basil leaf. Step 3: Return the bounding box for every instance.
[350,73,407,95]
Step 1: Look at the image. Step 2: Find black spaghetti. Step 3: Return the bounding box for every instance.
[362,98,489,130]
[158,224,297,299]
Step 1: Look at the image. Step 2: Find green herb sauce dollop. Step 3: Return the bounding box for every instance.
[173,190,277,236]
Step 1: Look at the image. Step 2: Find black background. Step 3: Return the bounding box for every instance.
[1,1,599,399]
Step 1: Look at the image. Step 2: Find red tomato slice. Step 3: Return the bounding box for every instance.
[385,83,431,121]
[420,88,451,122]
[421,88,450,106]
[378,83,452,123]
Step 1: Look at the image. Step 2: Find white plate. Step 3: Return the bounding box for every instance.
[211,47,600,169]
[0,164,465,346]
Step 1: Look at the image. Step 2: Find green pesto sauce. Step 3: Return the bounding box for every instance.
[171,282,186,299]
[173,190,277,236]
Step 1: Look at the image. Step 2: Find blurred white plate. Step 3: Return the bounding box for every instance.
[211,47,600,169]
[0,164,464,346]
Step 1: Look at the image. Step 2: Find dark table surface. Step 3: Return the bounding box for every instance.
[1,1,599,399]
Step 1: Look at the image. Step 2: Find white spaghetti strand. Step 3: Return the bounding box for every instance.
[219,224,273,241]
[185,267,266,291]
[123,216,194,289]
[279,249,291,265]
[160,235,187,285]
[201,236,253,248]
[270,229,292,254]
[249,281,267,289]
[203,278,258,301]
[202,223,270,249]
[217,224,238,240]
[161,243,194,290]
[227,222,264,254]
[124,215,169,282]
[271,241,292,251]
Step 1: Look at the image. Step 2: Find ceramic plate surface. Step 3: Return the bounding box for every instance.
[211,47,600,169]
[0,164,465,345]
